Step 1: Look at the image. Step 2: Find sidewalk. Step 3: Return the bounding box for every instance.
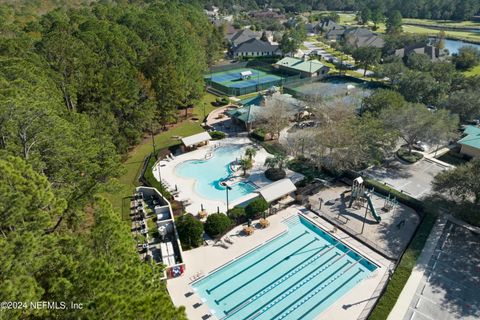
[387,214,448,320]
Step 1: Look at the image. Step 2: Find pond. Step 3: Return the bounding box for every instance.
[430,38,480,55]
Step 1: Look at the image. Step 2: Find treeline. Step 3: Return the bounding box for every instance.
[0,1,220,318]
[195,0,480,21]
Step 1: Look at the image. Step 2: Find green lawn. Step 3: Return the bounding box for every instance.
[403,18,480,28]
[463,64,480,77]
[103,93,218,216]
[402,25,480,43]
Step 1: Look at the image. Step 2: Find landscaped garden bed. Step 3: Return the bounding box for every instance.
[397,147,424,163]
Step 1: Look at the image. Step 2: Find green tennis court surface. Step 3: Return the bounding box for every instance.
[205,68,283,95]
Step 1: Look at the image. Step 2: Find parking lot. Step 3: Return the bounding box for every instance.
[403,221,480,320]
[363,159,447,199]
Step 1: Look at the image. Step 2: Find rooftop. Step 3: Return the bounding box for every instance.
[225,104,263,123]
[233,38,279,53]
[459,125,480,149]
[255,178,297,203]
[181,131,211,147]
[275,57,327,74]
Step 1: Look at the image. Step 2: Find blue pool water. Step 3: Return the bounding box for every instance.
[192,216,377,320]
[175,145,256,201]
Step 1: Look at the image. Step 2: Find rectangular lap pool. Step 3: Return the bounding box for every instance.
[192,215,377,320]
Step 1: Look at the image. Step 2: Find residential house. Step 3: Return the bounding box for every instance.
[325,27,347,41]
[305,23,315,36]
[231,38,280,58]
[229,28,261,46]
[343,28,385,48]
[458,125,480,158]
[395,44,444,61]
[315,20,343,34]
[274,57,330,78]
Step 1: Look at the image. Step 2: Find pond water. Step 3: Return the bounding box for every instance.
[430,38,480,55]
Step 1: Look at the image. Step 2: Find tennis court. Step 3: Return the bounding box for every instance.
[205,68,285,96]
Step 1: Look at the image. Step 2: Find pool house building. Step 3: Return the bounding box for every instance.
[459,125,480,158]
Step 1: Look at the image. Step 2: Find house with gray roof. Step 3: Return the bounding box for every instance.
[231,38,280,58]
[315,20,343,34]
[343,28,385,48]
[229,29,261,47]
[395,44,445,61]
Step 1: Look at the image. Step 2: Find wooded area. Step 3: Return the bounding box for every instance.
[0,1,222,318]
[195,0,480,21]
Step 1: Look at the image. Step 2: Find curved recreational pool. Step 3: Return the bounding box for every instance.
[175,145,256,202]
[192,215,377,320]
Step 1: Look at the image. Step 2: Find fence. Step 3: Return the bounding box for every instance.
[206,60,303,96]
[310,208,398,260]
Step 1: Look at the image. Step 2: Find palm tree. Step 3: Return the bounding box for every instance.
[238,158,252,176]
[245,147,257,161]
[264,154,286,170]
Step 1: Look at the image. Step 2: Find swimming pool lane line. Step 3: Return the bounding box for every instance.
[222,251,339,319]
[222,241,344,317]
[244,250,355,320]
[271,259,365,320]
[214,237,320,304]
[293,269,365,320]
[206,231,309,294]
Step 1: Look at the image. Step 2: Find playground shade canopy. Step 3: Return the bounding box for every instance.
[181,132,211,147]
[256,178,297,203]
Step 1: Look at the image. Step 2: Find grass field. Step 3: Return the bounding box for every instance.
[103,93,218,216]
[403,18,480,28]
[402,25,480,43]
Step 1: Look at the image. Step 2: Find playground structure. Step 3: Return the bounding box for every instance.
[348,177,397,224]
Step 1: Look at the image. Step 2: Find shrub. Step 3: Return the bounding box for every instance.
[175,214,204,249]
[204,213,232,238]
[250,129,266,141]
[397,148,423,163]
[227,207,246,224]
[215,97,229,106]
[210,130,226,140]
[265,168,286,181]
[245,198,269,219]
[142,153,172,200]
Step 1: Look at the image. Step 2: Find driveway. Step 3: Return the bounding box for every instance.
[363,159,448,199]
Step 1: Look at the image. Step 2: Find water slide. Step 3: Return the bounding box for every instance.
[365,193,381,223]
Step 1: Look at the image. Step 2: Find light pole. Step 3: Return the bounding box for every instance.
[223,183,233,212]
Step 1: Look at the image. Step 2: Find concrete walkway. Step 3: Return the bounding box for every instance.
[387,214,448,320]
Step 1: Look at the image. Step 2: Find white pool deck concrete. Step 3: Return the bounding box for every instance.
[153,137,303,214]
[167,205,393,320]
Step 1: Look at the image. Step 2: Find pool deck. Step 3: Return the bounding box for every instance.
[154,137,303,214]
[167,205,392,320]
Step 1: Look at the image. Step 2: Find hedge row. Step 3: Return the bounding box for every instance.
[141,153,173,200]
[364,178,424,213]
